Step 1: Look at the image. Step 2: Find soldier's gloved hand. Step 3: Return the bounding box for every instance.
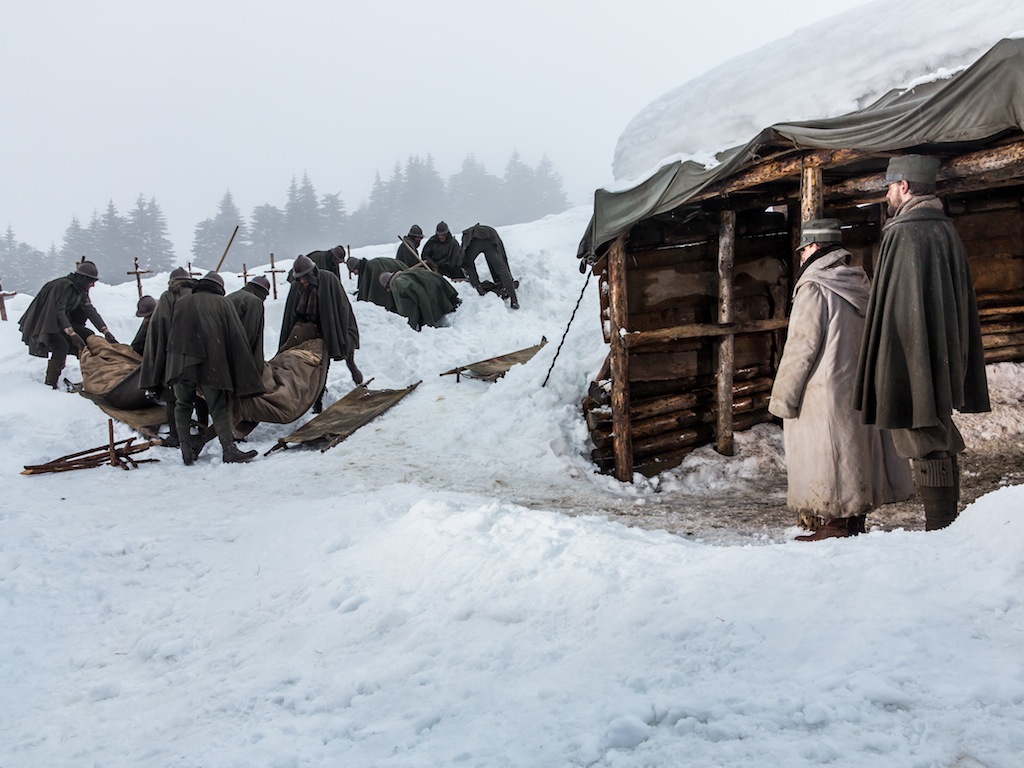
[66,328,86,350]
[103,328,118,344]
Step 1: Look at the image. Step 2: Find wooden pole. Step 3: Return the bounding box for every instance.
[716,210,736,457]
[607,235,634,482]
[215,225,240,272]
[265,253,286,300]
[238,263,250,284]
[186,262,203,279]
[800,166,824,223]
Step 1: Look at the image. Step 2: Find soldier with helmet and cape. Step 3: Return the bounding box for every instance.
[279,254,363,412]
[18,260,118,388]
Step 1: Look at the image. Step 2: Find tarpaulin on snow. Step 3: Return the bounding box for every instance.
[579,38,1024,259]
[270,381,421,453]
[440,337,548,382]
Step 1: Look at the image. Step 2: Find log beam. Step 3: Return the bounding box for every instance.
[716,210,736,456]
[607,236,634,482]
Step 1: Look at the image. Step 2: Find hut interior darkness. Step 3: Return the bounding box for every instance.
[579,38,1024,481]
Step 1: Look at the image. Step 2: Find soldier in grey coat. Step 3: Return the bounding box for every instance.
[769,219,912,540]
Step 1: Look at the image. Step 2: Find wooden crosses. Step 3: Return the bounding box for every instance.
[126,257,151,299]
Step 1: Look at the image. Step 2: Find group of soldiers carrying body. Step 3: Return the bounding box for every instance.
[18,220,520,467]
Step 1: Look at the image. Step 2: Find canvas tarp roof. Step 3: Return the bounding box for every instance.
[580,37,1024,259]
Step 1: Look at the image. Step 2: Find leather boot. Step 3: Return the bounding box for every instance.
[922,485,958,530]
[44,357,64,389]
[222,441,257,464]
[346,351,364,385]
[180,438,196,466]
[848,515,867,536]
[914,456,958,531]
[796,519,851,541]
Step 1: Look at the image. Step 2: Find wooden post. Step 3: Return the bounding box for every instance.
[716,210,736,457]
[216,225,240,272]
[265,253,286,300]
[800,165,824,223]
[238,263,250,284]
[126,257,151,299]
[607,235,634,482]
[0,290,16,321]
[186,262,203,279]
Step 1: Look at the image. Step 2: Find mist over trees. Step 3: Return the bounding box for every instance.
[1,151,569,287]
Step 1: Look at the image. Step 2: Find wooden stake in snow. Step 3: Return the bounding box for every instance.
[126,257,151,300]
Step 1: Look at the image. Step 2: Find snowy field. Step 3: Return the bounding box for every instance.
[2,204,1024,767]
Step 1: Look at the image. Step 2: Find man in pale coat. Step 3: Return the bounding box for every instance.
[769,219,913,540]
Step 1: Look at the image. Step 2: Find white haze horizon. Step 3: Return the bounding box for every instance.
[1,0,870,257]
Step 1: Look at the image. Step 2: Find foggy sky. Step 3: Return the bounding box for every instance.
[1,0,868,257]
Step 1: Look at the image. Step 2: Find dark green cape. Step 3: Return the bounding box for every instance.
[390,269,460,331]
[421,234,464,279]
[18,273,107,357]
[140,280,193,389]
[307,249,343,278]
[855,203,990,429]
[227,283,267,373]
[165,286,265,396]
[357,257,406,310]
[279,269,360,360]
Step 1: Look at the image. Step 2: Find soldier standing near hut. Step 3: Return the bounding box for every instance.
[769,219,912,540]
[18,260,117,388]
[421,221,465,280]
[396,224,425,267]
[166,271,264,465]
[279,254,363,412]
[227,275,270,375]
[854,155,991,531]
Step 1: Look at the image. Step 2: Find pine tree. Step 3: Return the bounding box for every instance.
[285,172,322,253]
[249,203,286,263]
[93,200,133,283]
[402,155,447,234]
[532,155,569,219]
[319,192,348,245]
[447,154,502,227]
[125,195,177,274]
[192,190,249,271]
[60,216,94,274]
[498,150,536,226]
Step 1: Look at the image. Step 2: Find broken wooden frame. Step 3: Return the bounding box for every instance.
[22,418,159,475]
[440,337,548,382]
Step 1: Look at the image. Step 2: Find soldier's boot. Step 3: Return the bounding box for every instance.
[222,440,257,464]
[345,351,364,386]
[161,400,180,447]
[313,388,325,414]
[795,518,852,542]
[914,455,958,531]
[180,438,196,466]
[44,357,64,389]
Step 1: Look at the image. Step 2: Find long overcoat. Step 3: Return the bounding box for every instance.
[356,257,406,310]
[278,268,360,361]
[769,247,913,518]
[164,285,264,396]
[854,197,990,429]
[227,283,267,373]
[421,234,464,279]
[139,279,193,390]
[19,273,107,357]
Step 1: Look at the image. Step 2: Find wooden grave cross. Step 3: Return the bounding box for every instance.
[0,286,17,321]
[238,263,250,284]
[187,262,204,279]
[126,257,151,299]
[265,252,287,300]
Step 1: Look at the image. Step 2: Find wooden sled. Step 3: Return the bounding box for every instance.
[439,337,547,382]
[266,379,421,455]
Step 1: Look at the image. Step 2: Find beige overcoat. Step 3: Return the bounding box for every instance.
[769,247,913,520]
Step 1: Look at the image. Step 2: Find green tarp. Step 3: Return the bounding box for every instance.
[580,38,1024,259]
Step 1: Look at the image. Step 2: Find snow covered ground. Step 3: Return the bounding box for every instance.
[3,204,1024,767]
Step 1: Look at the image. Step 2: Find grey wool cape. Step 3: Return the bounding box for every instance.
[769,247,913,519]
[421,234,464,278]
[389,269,460,331]
[19,273,107,357]
[164,287,265,397]
[227,283,267,373]
[854,198,990,430]
[139,280,193,390]
[278,268,360,361]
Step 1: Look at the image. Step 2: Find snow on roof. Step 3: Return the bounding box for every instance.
[612,0,1024,186]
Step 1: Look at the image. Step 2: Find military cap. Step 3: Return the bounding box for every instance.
[435,221,449,235]
[796,218,844,252]
[408,224,424,238]
[249,275,271,293]
[169,266,189,281]
[347,257,365,275]
[379,271,394,289]
[885,155,940,190]
[292,254,316,278]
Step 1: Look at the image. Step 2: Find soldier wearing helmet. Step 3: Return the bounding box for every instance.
[396,224,425,268]
[279,254,363,412]
[18,260,118,388]
[129,294,158,355]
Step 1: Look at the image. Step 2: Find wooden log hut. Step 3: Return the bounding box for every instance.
[578,37,1024,482]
